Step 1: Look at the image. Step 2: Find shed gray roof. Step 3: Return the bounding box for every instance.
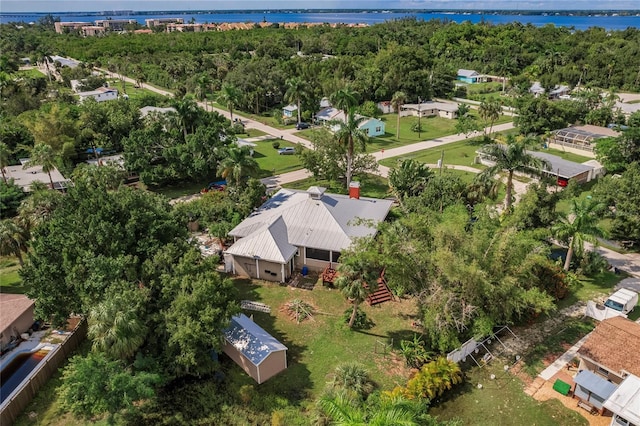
[228,188,393,252]
[224,314,287,366]
[403,101,458,113]
[140,106,177,117]
[225,216,297,263]
[458,69,479,78]
[528,151,594,179]
[574,370,618,400]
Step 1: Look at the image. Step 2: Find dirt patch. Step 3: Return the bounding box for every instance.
[373,351,415,385]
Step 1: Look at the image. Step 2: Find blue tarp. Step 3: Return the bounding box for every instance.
[86,148,104,154]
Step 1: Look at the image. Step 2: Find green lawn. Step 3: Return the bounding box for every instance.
[522,317,596,377]
[379,137,487,169]
[107,79,162,102]
[0,257,25,294]
[284,173,391,199]
[429,362,587,426]
[252,139,304,178]
[13,68,47,79]
[556,269,626,311]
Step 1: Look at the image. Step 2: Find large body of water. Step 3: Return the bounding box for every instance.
[1,10,640,31]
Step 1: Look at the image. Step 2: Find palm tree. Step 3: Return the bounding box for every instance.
[552,198,605,271]
[0,219,29,266]
[478,136,551,211]
[390,91,407,139]
[219,146,259,187]
[195,73,212,111]
[330,87,359,114]
[219,83,240,123]
[24,143,57,189]
[319,392,420,426]
[284,76,309,124]
[0,142,11,184]
[173,95,200,138]
[478,99,502,135]
[89,294,147,360]
[332,110,369,188]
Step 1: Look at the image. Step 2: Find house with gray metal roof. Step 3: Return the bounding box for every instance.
[223,314,287,384]
[224,185,393,282]
[528,151,602,185]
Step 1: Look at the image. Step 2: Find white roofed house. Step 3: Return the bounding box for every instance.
[224,186,393,282]
[78,87,118,103]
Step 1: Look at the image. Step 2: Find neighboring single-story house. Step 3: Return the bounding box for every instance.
[223,314,287,384]
[549,125,620,153]
[225,185,393,282]
[78,87,118,103]
[577,316,640,385]
[529,82,571,99]
[476,149,602,186]
[282,104,298,118]
[528,151,603,185]
[572,369,618,415]
[377,101,393,114]
[615,100,640,118]
[401,101,459,119]
[3,159,68,191]
[139,106,177,118]
[603,374,640,426]
[49,55,80,68]
[457,69,482,84]
[235,139,257,156]
[315,107,385,137]
[0,294,35,349]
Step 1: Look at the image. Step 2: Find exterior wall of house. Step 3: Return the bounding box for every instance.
[457,76,477,84]
[223,342,260,383]
[438,109,458,119]
[79,91,118,103]
[258,351,287,383]
[578,358,625,385]
[360,120,385,137]
[0,305,35,347]
[231,255,288,282]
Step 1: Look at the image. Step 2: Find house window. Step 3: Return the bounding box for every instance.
[596,366,610,377]
[295,248,300,257]
[614,415,637,426]
[375,126,381,133]
[306,247,330,262]
[331,251,341,263]
[364,128,369,135]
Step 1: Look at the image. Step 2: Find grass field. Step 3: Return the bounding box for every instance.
[284,173,391,199]
[379,137,487,169]
[106,79,162,102]
[14,68,47,79]
[0,257,25,294]
[252,139,304,178]
[430,362,588,426]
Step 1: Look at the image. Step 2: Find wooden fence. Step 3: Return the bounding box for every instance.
[0,318,87,425]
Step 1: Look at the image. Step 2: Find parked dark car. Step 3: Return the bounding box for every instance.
[295,122,310,130]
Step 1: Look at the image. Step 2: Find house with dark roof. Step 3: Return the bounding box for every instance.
[223,314,287,384]
[224,185,393,282]
[0,294,34,350]
[577,316,640,385]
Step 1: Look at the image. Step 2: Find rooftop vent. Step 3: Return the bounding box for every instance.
[307,186,326,200]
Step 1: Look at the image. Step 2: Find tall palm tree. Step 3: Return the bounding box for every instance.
[219,83,240,123]
[0,142,11,184]
[330,87,359,114]
[24,143,57,189]
[478,99,502,135]
[173,95,200,138]
[552,198,605,271]
[219,146,259,187]
[89,294,147,360]
[332,110,369,188]
[390,91,407,139]
[319,392,420,426]
[0,219,29,266]
[478,136,550,211]
[195,73,212,111]
[284,76,309,124]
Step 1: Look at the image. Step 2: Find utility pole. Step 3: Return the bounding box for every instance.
[417,97,422,140]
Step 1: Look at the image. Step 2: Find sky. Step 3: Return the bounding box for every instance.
[1,0,638,13]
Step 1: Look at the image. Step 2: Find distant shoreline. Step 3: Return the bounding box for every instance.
[2,9,640,17]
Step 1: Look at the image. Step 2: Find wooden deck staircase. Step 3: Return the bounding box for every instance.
[366,270,394,306]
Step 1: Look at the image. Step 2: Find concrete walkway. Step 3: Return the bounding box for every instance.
[538,333,592,381]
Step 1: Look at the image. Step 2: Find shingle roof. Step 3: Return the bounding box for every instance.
[223,314,287,366]
[578,316,640,377]
[225,216,297,263]
[0,294,34,336]
[228,188,393,252]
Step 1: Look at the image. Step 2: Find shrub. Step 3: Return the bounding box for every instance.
[272,141,281,149]
[341,308,373,330]
[400,334,433,368]
[390,357,463,402]
[578,250,610,276]
[327,363,375,399]
[411,120,424,133]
